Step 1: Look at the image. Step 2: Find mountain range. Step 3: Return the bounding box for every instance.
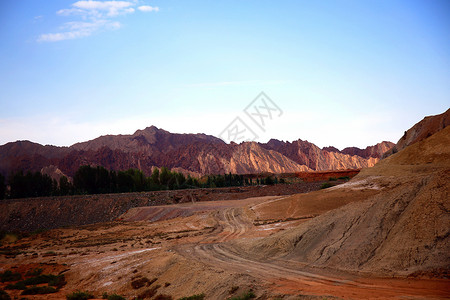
[0,126,395,179]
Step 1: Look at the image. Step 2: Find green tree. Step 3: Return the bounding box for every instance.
[159,167,171,187]
[151,168,160,186]
[9,171,53,198]
[0,174,5,199]
[109,170,117,193]
[175,172,186,188]
[117,171,134,193]
[52,179,59,195]
[186,175,194,187]
[73,165,113,194]
[95,166,111,193]
[265,176,274,185]
[73,166,96,194]
[59,176,72,195]
[126,169,147,191]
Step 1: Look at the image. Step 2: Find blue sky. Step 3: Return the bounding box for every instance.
[0,0,449,149]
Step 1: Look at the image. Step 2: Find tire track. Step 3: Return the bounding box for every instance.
[174,206,447,299]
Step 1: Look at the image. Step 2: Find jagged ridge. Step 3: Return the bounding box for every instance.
[0,125,393,177]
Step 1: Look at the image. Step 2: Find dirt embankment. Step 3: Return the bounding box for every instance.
[234,126,450,277]
[0,181,328,232]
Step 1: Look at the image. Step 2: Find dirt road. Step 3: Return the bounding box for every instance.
[175,205,450,299]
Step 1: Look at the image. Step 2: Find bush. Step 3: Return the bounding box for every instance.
[0,290,11,300]
[338,176,350,180]
[66,291,94,300]
[23,274,56,285]
[179,294,205,300]
[328,177,337,181]
[49,274,67,289]
[21,286,57,295]
[229,290,256,300]
[5,281,26,290]
[18,273,65,288]
[0,270,22,282]
[320,182,333,189]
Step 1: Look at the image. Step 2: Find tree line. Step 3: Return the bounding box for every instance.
[0,166,283,199]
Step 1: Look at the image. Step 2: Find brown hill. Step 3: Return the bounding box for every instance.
[234,120,450,276]
[261,139,385,170]
[0,126,391,177]
[341,141,394,158]
[383,108,450,158]
[0,141,69,176]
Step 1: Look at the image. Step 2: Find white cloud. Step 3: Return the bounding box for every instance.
[138,5,159,12]
[38,19,121,42]
[74,1,133,10]
[57,8,85,16]
[38,31,90,42]
[39,1,157,42]
[73,1,134,17]
[56,1,135,18]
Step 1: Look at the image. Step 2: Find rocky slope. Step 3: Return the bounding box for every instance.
[235,117,450,276]
[0,125,391,178]
[261,139,384,170]
[341,141,394,158]
[383,108,449,158]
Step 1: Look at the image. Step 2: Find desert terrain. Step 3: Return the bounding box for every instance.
[1,111,449,299]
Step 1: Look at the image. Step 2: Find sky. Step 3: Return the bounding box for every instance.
[0,0,449,149]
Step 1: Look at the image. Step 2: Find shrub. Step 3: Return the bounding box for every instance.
[49,274,67,289]
[338,176,350,180]
[320,182,333,189]
[5,281,26,290]
[328,177,337,181]
[106,294,126,300]
[0,290,11,300]
[66,291,94,300]
[21,286,57,295]
[19,274,65,288]
[0,270,22,282]
[229,290,256,300]
[179,294,205,300]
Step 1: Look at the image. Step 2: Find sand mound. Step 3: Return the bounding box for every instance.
[235,126,450,276]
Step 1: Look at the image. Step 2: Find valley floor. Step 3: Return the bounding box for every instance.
[1,192,448,299]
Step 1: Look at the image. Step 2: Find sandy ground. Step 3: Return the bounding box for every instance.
[1,189,448,300]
